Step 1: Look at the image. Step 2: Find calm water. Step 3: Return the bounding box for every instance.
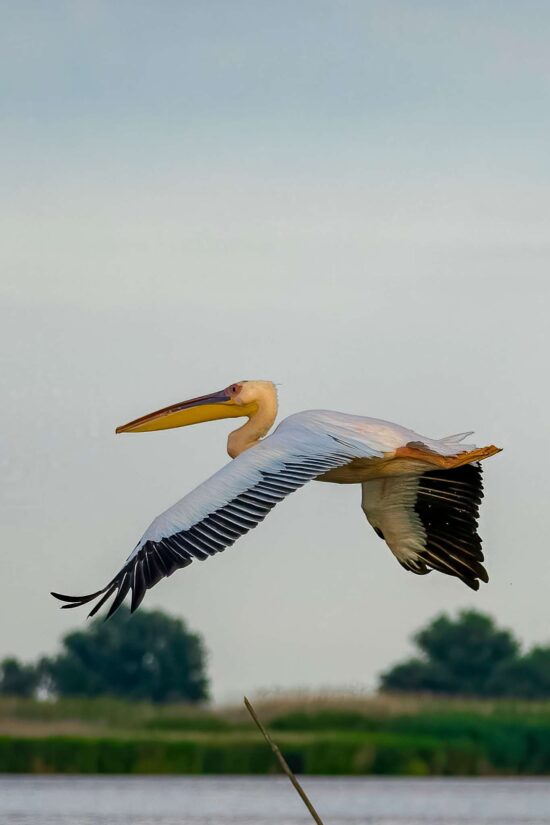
[1,776,549,825]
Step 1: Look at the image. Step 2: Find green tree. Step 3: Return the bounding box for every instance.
[43,607,209,703]
[0,657,40,697]
[490,646,550,699]
[378,658,453,693]
[381,610,519,696]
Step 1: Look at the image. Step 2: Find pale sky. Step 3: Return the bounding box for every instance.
[2,1,550,702]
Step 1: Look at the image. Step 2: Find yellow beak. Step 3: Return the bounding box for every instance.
[116,389,258,433]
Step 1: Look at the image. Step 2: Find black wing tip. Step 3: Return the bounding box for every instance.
[51,590,105,606]
[402,559,488,590]
[51,556,150,621]
[51,548,162,622]
[51,591,83,603]
[462,562,490,590]
[51,583,125,619]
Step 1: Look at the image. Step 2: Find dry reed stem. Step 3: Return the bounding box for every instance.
[244,696,325,825]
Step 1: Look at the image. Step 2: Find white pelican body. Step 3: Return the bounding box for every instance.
[53,381,501,618]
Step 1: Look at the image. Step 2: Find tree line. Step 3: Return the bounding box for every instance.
[2,608,550,702]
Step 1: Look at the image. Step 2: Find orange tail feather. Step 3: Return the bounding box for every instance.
[396,443,502,469]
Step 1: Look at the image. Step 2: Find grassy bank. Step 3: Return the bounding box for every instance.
[0,732,480,775]
[2,695,550,775]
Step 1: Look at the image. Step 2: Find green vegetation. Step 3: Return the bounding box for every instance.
[381,610,550,698]
[0,732,481,776]
[3,694,550,775]
[1,607,208,703]
[0,695,223,730]
[268,706,550,774]
[3,608,550,774]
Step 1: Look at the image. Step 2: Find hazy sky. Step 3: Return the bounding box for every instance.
[2,2,550,702]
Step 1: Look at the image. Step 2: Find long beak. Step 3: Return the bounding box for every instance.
[116,389,257,433]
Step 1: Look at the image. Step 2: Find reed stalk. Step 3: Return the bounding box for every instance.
[244,696,325,825]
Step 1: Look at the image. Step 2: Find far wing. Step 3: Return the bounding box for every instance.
[361,463,488,590]
[52,414,384,619]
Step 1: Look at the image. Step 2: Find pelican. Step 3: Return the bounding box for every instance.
[52,380,501,619]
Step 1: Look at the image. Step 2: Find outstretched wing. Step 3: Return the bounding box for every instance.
[361,463,488,590]
[52,412,385,619]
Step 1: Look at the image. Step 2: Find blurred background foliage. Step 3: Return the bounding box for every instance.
[1,607,208,703]
[3,608,550,702]
[4,608,550,775]
[380,610,550,698]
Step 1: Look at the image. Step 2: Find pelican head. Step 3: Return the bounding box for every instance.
[116,380,276,435]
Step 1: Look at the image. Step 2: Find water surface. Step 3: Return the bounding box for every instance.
[1,775,549,825]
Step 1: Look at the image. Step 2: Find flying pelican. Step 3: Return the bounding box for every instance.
[52,381,501,619]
